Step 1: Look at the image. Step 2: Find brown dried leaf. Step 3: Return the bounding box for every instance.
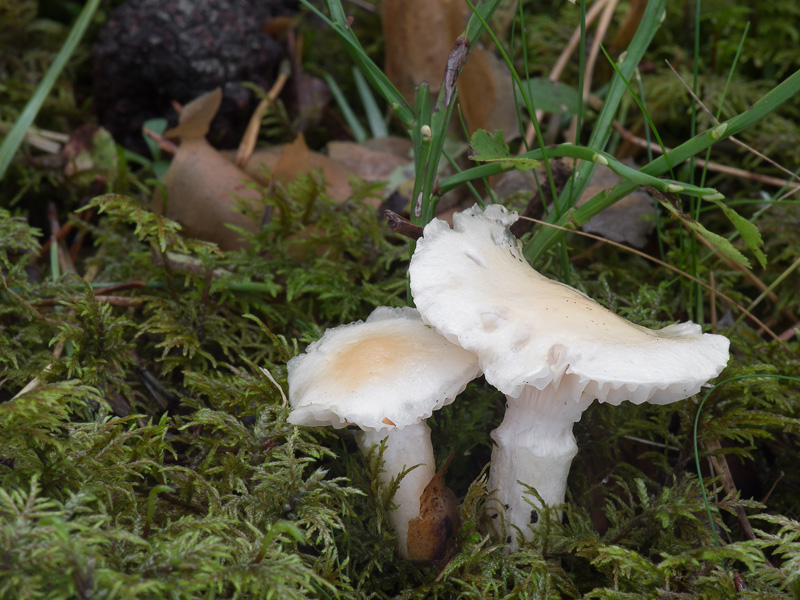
[460,51,519,138]
[327,137,412,188]
[383,0,468,104]
[383,1,515,138]
[165,88,222,140]
[153,137,262,250]
[239,134,382,207]
[406,454,460,562]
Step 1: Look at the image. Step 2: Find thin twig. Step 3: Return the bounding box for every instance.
[0,271,51,323]
[704,439,766,553]
[235,60,292,167]
[384,209,424,240]
[92,281,148,295]
[761,472,784,504]
[778,323,800,342]
[582,0,619,103]
[258,367,288,407]
[35,295,142,308]
[91,295,142,307]
[143,128,178,155]
[622,435,680,452]
[709,271,717,328]
[613,120,800,191]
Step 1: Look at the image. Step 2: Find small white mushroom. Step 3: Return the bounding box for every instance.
[409,204,730,549]
[287,306,480,558]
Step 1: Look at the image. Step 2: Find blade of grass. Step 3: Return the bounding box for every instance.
[699,22,750,190]
[465,0,558,219]
[551,0,668,218]
[599,45,674,177]
[687,0,704,322]
[353,67,388,138]
[410,83,432,224]
[0,0,102,180]
[300,0,414,126]
[458,140,720,199]
[324,73,368,143]
[304,0,503,227]
[415,0,504,225]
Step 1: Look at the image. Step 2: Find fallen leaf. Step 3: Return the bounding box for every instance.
[239,134,369,205]
[153,89,264,250]
[383,0,516,137]
[459,51,519,138]
[406,454,460,561]
[164,88,221,140]
[327,137,412,193]
[383,0,457,105]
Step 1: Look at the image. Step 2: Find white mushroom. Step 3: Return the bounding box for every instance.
[409,204,730,548]
[287,306,480,558]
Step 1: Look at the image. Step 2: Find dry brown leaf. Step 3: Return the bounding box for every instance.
[153,88,263,250]
[462,52,519,139]
[383,1,514,137]
[406,454,460,562]
[362,136,414,157]
[153,138,262,250]
[327,137,412,190]
[383,0,459,104]
[238,134,383,207]
[455,46,495,132]
[165,87,222,140]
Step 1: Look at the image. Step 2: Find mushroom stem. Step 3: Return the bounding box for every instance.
[487,381,590,549]
[355,422,436,558]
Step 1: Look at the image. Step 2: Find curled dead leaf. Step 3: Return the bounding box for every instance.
[237,134,375,206]
[153,89,264,250]
[406,454,460,561]
[153,137,263,250]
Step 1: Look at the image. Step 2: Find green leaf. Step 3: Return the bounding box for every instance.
[706,198,767,268]
[468,129,540,171]
[142,117,168,160]
[658,198,751,267]
[515,77,582,115]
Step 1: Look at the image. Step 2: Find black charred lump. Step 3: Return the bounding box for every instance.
[92,0,294,152]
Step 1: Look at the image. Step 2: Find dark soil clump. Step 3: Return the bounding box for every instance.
[92,0,295,152]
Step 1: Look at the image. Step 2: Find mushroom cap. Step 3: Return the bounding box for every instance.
[287,306,481,431]
[409,204,730,406]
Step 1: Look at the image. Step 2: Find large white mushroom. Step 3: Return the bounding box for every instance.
[287,306,480,558]
[409,204,730,548]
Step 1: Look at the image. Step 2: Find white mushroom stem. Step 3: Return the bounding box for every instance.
[355,422,436,558]
[487,379,591,549]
